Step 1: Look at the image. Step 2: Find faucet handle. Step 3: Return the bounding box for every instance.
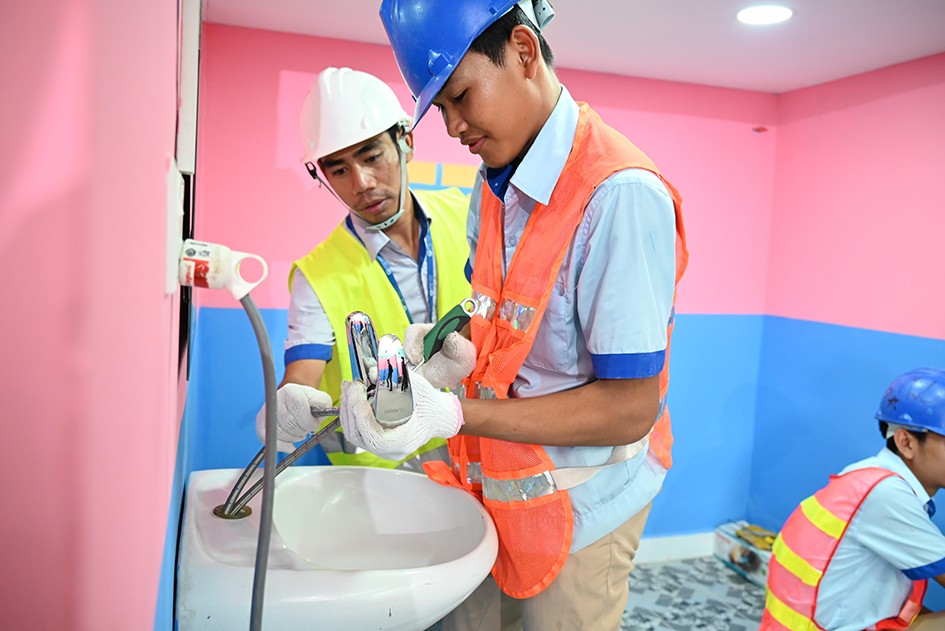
[345,311,379,395]
[373,334,413,428]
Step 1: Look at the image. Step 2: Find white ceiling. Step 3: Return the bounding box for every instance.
[203,0,945,94]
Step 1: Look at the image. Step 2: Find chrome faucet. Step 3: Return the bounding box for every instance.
[214,311,399,519]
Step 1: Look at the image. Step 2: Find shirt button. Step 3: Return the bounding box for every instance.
[506,236,518,247]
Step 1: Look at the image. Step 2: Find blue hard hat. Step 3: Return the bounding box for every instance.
[380,0,554,127]
[875,367,945,436]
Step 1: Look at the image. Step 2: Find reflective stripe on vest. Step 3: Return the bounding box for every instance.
[292,187,470,469]
[424,103,688,599]
[762,467,928,630]
[452,395,665,496]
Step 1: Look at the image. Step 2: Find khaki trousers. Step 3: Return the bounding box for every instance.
[909,610,945,629]
[441,503,652,631]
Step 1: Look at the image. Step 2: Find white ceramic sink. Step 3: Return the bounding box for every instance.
[177,466,497,630]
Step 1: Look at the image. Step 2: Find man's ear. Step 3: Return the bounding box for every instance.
[894,428,918,459]
[509,24,541,80]
[399,131,414,162]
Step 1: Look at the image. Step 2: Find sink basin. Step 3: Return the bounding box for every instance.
[176,466,497,630]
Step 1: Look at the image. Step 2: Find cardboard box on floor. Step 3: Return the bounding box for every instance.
[714,520,775,588]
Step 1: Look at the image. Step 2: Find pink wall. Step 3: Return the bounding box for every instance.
[196,26,477,311]
[559,68,779,316]
[198,24,945,341]
[768,54,945,339]
[197,24,779,316]
[1,1,181,629]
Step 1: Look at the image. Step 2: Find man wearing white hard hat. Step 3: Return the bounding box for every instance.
[255,67,471,470]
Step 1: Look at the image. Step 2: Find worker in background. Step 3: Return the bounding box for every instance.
[256,67,471,470]
[762,367,945,630]
[339,1,689,628]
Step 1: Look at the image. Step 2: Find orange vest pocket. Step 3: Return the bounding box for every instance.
[481,491,573,599]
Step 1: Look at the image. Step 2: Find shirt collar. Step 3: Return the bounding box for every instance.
[345,191,429,261]
[480,85,579,207]
[874,447,932,508]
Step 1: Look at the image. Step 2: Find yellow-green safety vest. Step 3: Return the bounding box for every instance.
[290,187,471,468]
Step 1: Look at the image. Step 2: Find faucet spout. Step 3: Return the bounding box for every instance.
[345,311,379,394]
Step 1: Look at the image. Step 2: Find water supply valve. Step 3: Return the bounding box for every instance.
[178,239,268,300]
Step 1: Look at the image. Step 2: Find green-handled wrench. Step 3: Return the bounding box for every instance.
[422,297,479,361]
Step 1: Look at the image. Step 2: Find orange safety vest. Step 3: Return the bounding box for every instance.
[761,467,927,630]
[424,103,688,599]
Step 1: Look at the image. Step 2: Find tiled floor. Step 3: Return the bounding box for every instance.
[621,556,765,630]
[428,555,765,631]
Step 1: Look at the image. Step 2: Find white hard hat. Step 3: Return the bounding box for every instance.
[300,67,412,164]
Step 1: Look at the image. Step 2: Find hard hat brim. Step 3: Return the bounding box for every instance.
[411,65,455,129]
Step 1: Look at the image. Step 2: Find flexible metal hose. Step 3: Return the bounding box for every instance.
[240,294,277,631]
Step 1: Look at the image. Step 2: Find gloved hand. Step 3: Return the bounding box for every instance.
[403,323,476,390]
[340,368,463,460]
[255,383,334,453]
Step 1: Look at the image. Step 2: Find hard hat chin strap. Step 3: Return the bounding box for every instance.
[885,422,928,439]
[365,133,411,232]
[304,129,412,233]
[517,0,555,31]
[364,206,404,231]
[886,423,906,439]
[305,161,357,214]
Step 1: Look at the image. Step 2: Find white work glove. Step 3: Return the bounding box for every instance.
[403,323,476,390]
[340,368,463,460]
[256,383,334,453]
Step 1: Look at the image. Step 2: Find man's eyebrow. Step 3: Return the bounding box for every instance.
[353,139,383,157]
[320,139,384,169]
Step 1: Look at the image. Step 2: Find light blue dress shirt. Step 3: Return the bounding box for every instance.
[467,87,678,551]
[814,447,945,630]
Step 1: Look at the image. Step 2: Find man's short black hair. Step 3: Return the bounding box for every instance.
[469,5,554,68]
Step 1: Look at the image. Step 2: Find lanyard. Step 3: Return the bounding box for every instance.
[347,215,436,324]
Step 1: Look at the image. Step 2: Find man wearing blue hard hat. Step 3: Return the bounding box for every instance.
[335,1,689,628]
[763,368,945,630]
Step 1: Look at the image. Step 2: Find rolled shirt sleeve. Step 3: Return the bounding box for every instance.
[578,168,676,379]
[284,268,334,364]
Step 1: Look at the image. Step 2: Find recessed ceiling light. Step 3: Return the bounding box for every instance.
[737,5,793,25]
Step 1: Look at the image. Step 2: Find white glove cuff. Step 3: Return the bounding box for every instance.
[450,395,465,435]
[411,381,464,440]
